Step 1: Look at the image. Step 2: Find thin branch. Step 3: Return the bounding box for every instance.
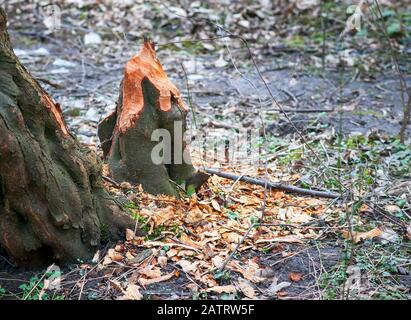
[205,168,341,199]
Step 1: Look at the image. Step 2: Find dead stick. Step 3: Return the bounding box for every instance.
[204,168,340,199]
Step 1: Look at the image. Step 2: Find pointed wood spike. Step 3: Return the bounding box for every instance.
[117,39,187,135]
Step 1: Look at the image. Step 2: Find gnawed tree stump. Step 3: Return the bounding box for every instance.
[0,8,134,266]
[98,40,208,197]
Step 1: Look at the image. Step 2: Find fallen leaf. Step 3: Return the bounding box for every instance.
[84,32,102,45]
[343,227,382,243]
[228,260,266,283]
[185,206,204,224]
[222,232,242,243]
[211,256,224,269]
[118,284,143,300]
[199,274,218,288]
[129,249,153,264]
[92,250,100,264]
[277,290,288,297]
[406,224,411,241]
[256,235,304,244]
[141,206,175,227]
[108,248,123,262]
[292,0,319,11]
[236,278,256,299]
[384,204,400,214]
[214,53,228,68]
[207,285,237,294]
[289,272,302,282]
[176,260,198,273]
[126,228,135,241]
[109,280,124,292]
[102,256,112,266]
[379,227,399,244]
[158,256,168,268]
[265,278,291,297]
[139,266,162,279]
[125,251,135,260]
[139,272,175,286]
[211,199,221,212]
[166,249,178,258]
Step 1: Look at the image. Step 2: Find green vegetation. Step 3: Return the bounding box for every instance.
[19,270,64,300]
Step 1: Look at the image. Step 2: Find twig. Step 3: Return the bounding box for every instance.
[35,78,63,89]
[266,108,334,114]
[205,168,340,199]
[217,223,256,273]
[280,88,299,105]
[102,175,120,187]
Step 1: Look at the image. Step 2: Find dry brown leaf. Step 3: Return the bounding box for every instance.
[277,290,288,297]
[102,256,112,266]
[185,206,204,224]
[140,206,175,227]
[379,227,399,244]
[91,250,100,264]
[289,272,302,282]
[206,285,237,294]
[265,278,291,297]
[199,274,218,288]
[211,199,222,212]
[228,260,266,283]
[158,256,168,268]
[139,266,162,279]
[406,224,411,241]
[109,280,124,293]
[125,251,135,260]
[166,248,178,258]
[139,271,175,286]
[342,227,382,243]
[222,232,242,244]
[176,260,198,273]
[278,207,312,223]
[211,256,224,269]
[177,250,197,257]
[256,235,304,244]
[108,248,123,262]
[117,284,143,300]
[179,233,202,249]
[384,204,400,214]
[236,278,256,299]
[126,228,135,241]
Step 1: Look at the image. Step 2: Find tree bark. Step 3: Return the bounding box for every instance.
[98,40,208,197]
[0,8,134,266]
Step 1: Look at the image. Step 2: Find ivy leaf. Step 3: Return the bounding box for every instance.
[186,184,196,197]
[387,21,401,36]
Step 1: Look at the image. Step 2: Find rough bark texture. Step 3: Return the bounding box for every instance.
[0,8,134,266]
[98,40,208,197]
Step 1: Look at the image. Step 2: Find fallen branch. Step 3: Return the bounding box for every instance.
[204,168,340,199]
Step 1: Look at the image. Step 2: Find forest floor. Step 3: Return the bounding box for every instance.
[0,0,410,300]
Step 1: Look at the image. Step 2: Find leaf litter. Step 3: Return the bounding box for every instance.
[92,164,341,299]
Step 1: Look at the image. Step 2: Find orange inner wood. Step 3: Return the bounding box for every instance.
[41,94,69,136]
[117,40,187,134]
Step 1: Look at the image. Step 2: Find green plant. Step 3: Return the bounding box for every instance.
[19,269,64,300]
[0,286,6,299]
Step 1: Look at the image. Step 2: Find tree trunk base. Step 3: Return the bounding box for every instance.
[98,40,209,197]
[0,8,134,266]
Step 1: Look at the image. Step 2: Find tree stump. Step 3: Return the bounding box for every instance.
[98,40,208,197]
[0,8,134,266]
